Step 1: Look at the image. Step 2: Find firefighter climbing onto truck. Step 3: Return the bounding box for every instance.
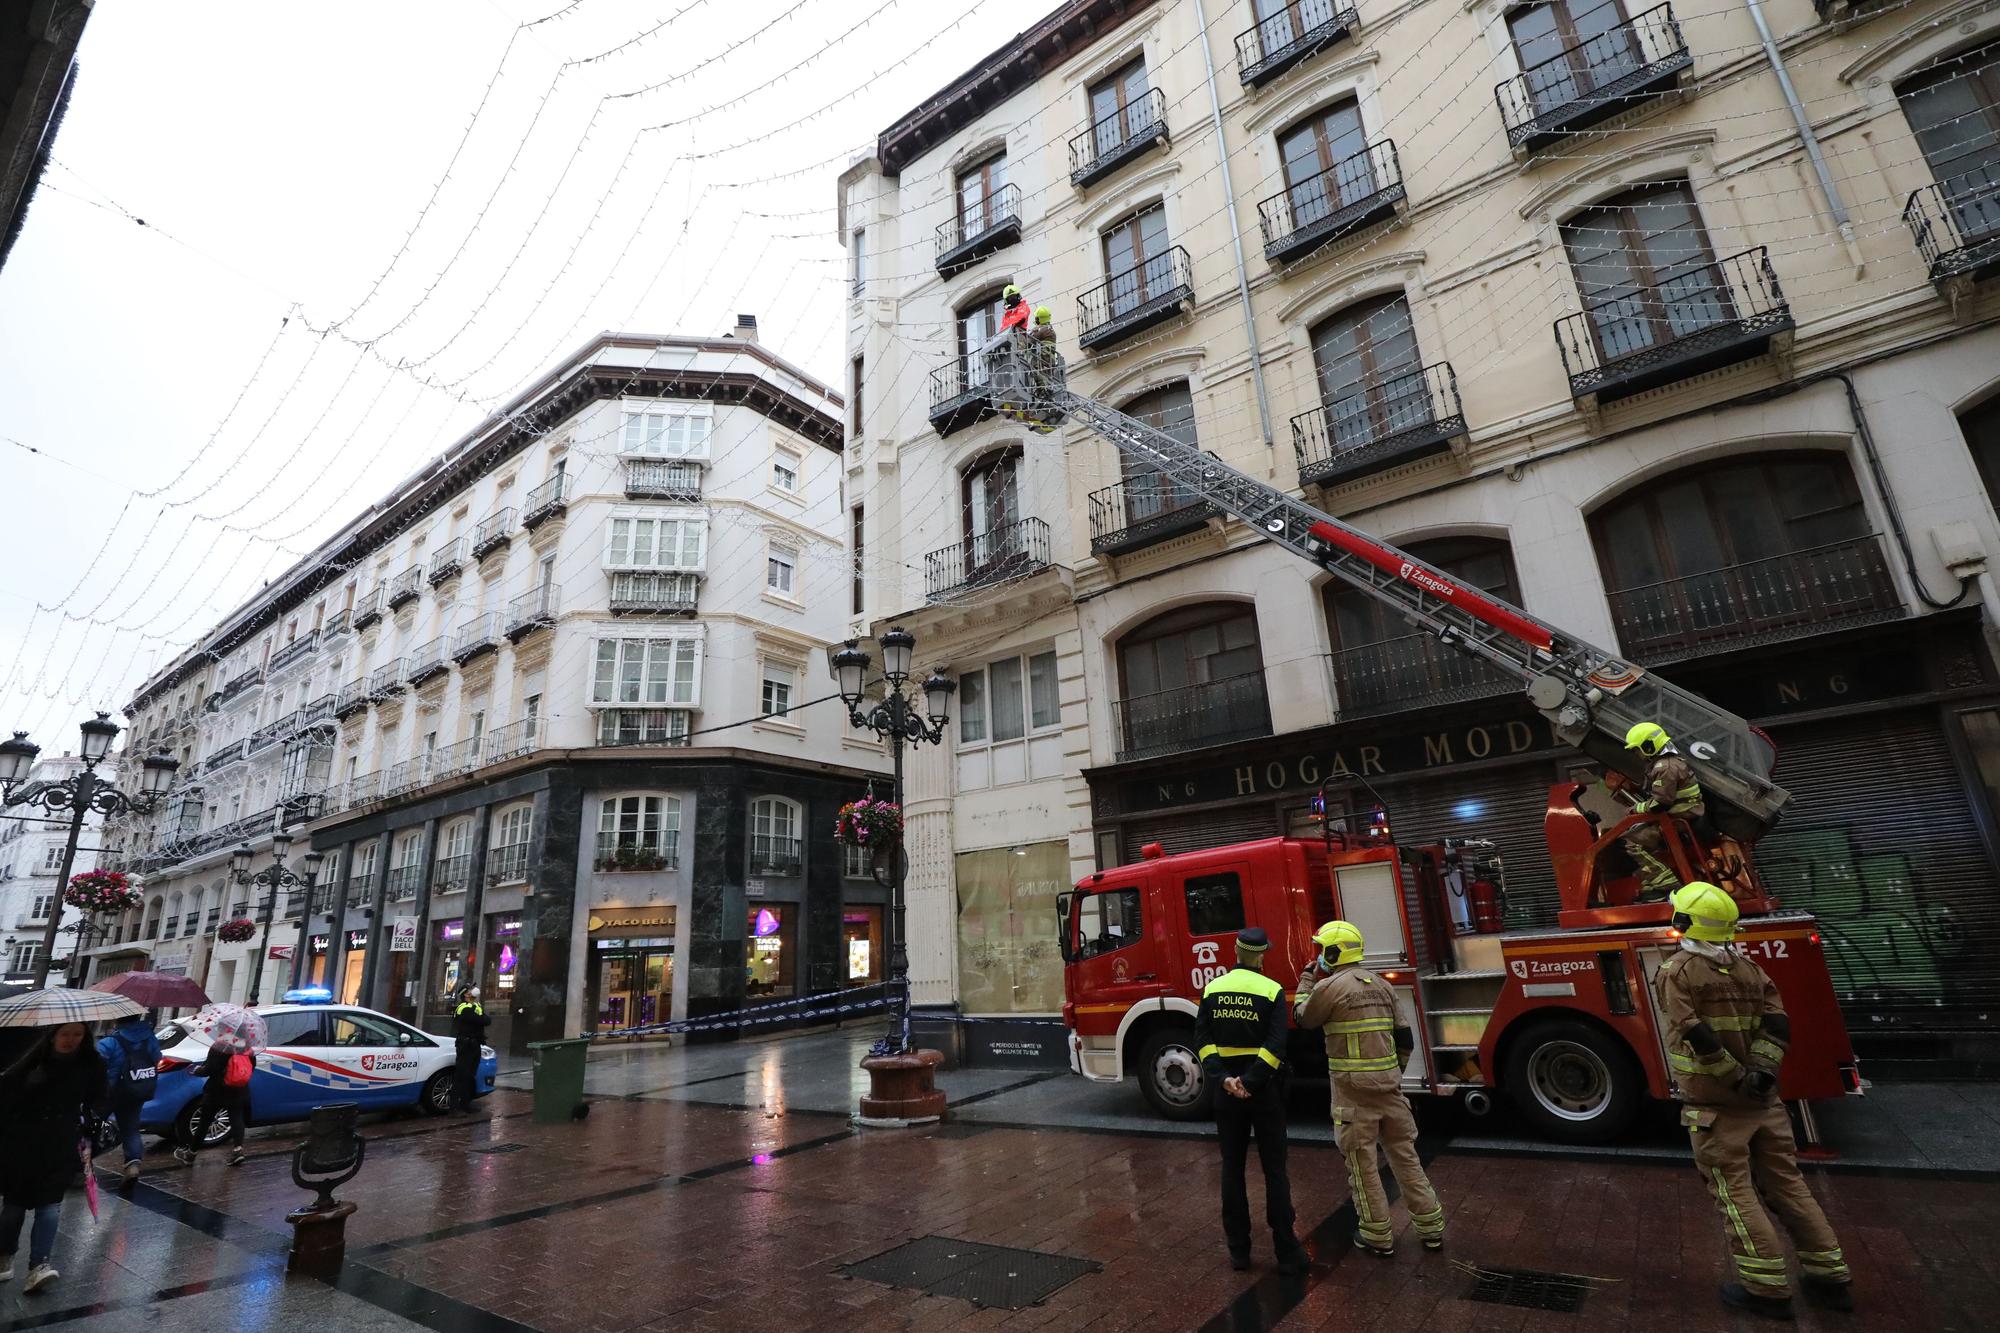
[1614,721,1709,900]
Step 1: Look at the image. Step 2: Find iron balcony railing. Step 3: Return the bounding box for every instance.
[267,630,319,675]
[750,835,802,876]
[247,712,296,754]
[321,608,351,639]
[1258,139,1404,265]
[352,586,386,630]
[430,736,482,779]
[1070,86,1168,188]
[924,516,1054,602]
[428,537,469,586]
[200,740,248,774]
[296,694,336,731]
[1606,535,1903,662]
[472,508,516,559]
[433,852,474,895]
[935,182,1024,275]
[1292,360,1465,488]
[346,872,376,911]
[384,757,431,798]
[451,613,501,664]
[1078,245,1194,351]
[623,459,704,502]
[1495,2,1690,153]
[484,716,539,763]
[1330,631,1514,719]
[1554,246,1792,402]
[1088,467,1220,555]
[385,863,424,904]
[407,638,448,686]
[339,771,381,810]
[594,833,681,872]
[596,709,694,746]
[386,566,424,611]
[522,474,569,529]
[1115,671,1273,762]
[1903,172,2000,285]
[506,583,559,640]
[219,666,265,702]
[1236,0,1359,88]
[926,357,996,437]
[609,571,702,616]
[488,842,531,884]
[366,658,407,700]
[333,677,370,719]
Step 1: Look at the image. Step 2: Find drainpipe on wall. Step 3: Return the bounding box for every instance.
[1832,372,1974,610]
[1743,0,1866,275]
[1191,0,1277,465]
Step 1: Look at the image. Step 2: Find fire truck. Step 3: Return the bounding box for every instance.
[978,339,1861,1143]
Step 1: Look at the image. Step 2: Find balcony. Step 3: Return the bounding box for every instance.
[451,613,501,664]
[385,864,423,904]
[338,771,381,810]
[200,740,248,775]
[333,678,370,720]
[609,570,701,616]
[1089,471,1219,555]
[433,852,474,895]
[247,713,296,755]
[430,736,483,780]
[366,659,407,702]
[927,358,995,438]
[428,537,469,587]
[1903,174,2000,288]
[1070,86,1168,189]
[488,842,530,884]
[296,694,336,731]
[352,586,386,631]
[623,459,703,502]
[1496,3,1690,154]
[1554,246,1793,403]
[280,789,327,823]
[1292,360,1466,488]
[1258,139,1404,267]
[594,834,680,873]
[1812,0,1899,19]
[924,517,1054,602]
[750,835,802,877]
[267,630,319,675]
[346,873,376,912]
[1237,0,1359,88]
[406,638,448,687]
[384,757,432,799]
[522,474,569,530]
[1605,535,1903,663]
[1114,671,1272,762]
[484,716,540,763]
[1078,246,1194,352]
[321,608,351,639]
[472,508,516,560]
[386,566,424,612]
[219,667,265,703]
[596,709,694,747]
[506,584,559,641]
[1330,632,1515,720]
[935,183,1024,277]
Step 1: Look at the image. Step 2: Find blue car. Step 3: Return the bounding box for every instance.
[143,1001,498,1147]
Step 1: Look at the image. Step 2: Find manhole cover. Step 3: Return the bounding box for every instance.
[842,1235,1099,1310]
[468,1142,528,1155]
[1465,1266,1592,1313]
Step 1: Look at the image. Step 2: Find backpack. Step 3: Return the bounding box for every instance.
[120,1052,159,1103]
[223,1052,253,1089]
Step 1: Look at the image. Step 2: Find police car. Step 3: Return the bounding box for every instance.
[143,992,498,1147]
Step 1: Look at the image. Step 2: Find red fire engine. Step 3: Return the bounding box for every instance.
[979,339,1861,1143]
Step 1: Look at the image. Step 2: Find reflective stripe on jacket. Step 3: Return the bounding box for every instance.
[1193,966,1287,1094]
[1653,946,1788,1109]
[1635,753,1705,816]
[1295,964,1403,1093]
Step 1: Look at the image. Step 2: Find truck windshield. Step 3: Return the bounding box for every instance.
[1070,888,1143,961]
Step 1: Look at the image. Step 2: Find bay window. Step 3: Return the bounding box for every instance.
[590,637,701,707]
[606,516,706,572]
[620,405,712,459]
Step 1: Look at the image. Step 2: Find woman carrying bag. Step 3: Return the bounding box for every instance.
[1,1022,106,1294]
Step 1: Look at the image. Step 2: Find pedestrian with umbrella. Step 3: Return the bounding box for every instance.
[173,1004,266,1168]
[95,1011,163,1184]
[0,988,134,1294]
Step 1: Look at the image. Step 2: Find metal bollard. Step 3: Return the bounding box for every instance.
[284,1102,365,1275]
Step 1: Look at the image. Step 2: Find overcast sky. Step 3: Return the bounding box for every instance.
[0,0,1037,751]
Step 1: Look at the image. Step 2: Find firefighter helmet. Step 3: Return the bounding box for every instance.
[1624,721,1670,757]
[1003,283,1023,302]
[1670,881,1739,942]
[1312,920,1366,966]
[1034,305,1052,325]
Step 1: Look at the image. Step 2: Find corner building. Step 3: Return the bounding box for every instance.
[843,0,2000,1071]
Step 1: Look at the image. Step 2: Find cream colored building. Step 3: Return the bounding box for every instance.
[843,0,2000,1070]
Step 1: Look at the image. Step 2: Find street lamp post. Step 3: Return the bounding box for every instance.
[231,832,322,1007]
[831,630,954,1076]
[0,716,178,986]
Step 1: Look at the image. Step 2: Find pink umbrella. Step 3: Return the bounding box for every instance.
[92,971,211,1010]
[187,1003,270,1052]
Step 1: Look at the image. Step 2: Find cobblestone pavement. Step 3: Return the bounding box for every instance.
[2,1031,1993,1332]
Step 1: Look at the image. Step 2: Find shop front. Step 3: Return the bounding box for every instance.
[424,919,468,1030]
[842,905,883,986]
[946,841,1070,1067]
[306,930,369,1001]
[480,914,524,1053]
[585,906,678,1034]
[745,903,797,999]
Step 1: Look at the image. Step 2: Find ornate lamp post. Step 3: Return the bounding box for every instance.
[0,716,178,986]
[231,831,322,1007]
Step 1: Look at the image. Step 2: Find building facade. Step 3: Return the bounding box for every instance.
[843,0,2000,1071]
[106,325,887,1050]
[0,752,100,982]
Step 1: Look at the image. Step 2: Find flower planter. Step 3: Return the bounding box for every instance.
[217,917,258,944]
[65,869,142,915]
[835,796,903,852]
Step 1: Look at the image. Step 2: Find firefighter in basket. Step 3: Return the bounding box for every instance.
[1612,721,1707,901]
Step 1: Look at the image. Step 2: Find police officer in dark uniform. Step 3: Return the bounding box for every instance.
[1195,927,1308,1274]
[451,986,490,1113]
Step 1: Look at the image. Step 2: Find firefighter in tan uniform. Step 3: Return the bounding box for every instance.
[1655,882,1855,1319]
[1617,721,1707,900]
[1295,921,1444,1256]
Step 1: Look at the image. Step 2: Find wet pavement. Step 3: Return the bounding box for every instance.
[3,1026,1995,1331]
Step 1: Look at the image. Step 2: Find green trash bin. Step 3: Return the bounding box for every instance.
[526,1037,592,1124]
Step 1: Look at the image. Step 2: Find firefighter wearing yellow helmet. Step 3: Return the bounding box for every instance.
[1294,920,1445,1256]
[1618,721,1706,901]
[1654,883,1854,1318]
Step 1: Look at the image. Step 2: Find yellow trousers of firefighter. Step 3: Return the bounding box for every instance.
[1623,823,1680,897]
[1684,1102,1849,1300]
[1332,1082,1443,1251]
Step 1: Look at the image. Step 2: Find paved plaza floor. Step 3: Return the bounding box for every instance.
[2,1028,1994,1331]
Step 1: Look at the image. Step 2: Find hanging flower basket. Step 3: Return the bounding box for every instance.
[64,868,140,915]
[217,917,258,944]
[834,796,902,849]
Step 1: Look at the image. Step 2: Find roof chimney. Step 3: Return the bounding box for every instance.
[731,313,759,344]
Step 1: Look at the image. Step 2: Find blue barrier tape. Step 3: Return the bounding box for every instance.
[582,984,906,1040]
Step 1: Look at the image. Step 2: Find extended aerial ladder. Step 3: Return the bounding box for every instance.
[986,337,1789,844]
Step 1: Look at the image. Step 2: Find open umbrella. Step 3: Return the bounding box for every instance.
[91,971,211,1010]
[188,1003,269,1052]
[0,987,143,1028]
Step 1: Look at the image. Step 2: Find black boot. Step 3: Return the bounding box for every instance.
[1720,1283,1795,1321]
[1227,1249,1250,1272]
[1801,1279,1855,1312]
[1275,1240,1309,1276]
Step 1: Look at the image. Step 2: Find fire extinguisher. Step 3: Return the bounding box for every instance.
[1470,877,1505,934]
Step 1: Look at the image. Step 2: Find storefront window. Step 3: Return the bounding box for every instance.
[843,907,883,985]
[955,841,1067,1013]
[745,904,796,998]
[485,917,522,998]
[428,919,466,1023]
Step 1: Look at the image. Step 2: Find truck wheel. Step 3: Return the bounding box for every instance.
[1502,1020,1642,1144]
[1136,1027,1210,1121]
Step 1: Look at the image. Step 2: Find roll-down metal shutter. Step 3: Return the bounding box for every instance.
[1120,805,1281,863]
[1379,761,1561,929]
